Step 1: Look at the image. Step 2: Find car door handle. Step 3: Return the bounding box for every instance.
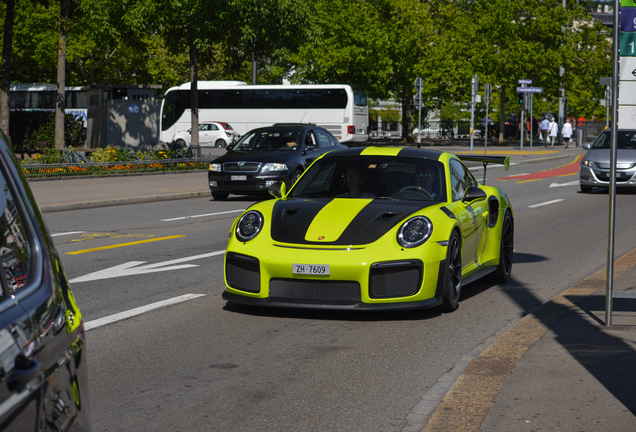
[7,357,40,391]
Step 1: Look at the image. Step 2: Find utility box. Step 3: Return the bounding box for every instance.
[84,84,162,150]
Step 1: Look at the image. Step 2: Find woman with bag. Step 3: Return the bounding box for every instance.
[548,118,558,149]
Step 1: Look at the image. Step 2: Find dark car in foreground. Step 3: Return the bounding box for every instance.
[0,132,91,431]
[208,124,346,200]
[580,130,636,192]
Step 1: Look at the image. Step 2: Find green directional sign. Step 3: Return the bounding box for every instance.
[622,0,636,6]
[621,32,636,56]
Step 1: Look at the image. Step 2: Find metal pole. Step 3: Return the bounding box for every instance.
[418,102,422,147]
[470,77,475,154]
[530,94,533,157]
[606,0,620,326]
[485,98,489,155]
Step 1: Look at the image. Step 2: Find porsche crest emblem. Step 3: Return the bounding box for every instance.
[318,236,325,240]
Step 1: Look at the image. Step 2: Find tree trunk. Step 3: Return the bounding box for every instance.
[401,85,413,142]
[1,0,16,143]
[189,28,199,148]
[498,86,506,144]
[55,0,68,150]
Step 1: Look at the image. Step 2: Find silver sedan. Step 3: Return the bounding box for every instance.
[580,130,636,193]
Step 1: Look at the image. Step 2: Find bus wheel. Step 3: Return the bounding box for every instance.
[215,139,226,148]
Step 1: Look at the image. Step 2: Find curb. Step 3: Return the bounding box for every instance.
[39,191,210,213]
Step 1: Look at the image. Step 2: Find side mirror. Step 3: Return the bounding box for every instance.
[462,186,487,203]
[268,181,287,199]
[582,143,591,150]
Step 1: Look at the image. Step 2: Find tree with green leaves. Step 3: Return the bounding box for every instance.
[293,0,438,141]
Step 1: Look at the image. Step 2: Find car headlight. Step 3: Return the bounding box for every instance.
[261,163,288,172]
[236,211,264,242]
[582,160,596,167]
[209,163,222,172]
[397,216,433,248]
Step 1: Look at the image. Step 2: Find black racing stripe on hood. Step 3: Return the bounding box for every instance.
[271,199,330,244]
[270,198,434,245]
[336,200,433,245]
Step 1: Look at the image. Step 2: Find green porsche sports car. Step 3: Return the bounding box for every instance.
[222,146,513,312]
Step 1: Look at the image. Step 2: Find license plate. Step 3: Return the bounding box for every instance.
[231,175,247,181]
[293,264,330,275]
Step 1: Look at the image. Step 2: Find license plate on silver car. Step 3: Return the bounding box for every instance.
[231,175,247,181]
[293,264,330,275]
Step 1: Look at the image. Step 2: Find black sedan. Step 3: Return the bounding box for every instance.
[208,124,347,200]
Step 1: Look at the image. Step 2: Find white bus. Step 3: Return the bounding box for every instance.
[9,83,88,125]
[159,81,369,144]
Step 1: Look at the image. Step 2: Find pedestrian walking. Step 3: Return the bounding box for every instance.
[548,118,558,149]
[562,119,573,149]
[540,115,550,148]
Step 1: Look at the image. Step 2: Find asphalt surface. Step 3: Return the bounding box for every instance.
[28,142,636,431]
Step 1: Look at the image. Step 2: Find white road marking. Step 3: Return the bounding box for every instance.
[162,209,245,222]
[85,293,207,331]
[468,162,519,172]
[69,250,226,283]
[51,231,87,237]
[549,180,580,188]
[499,173,530,178]
[528,199,564,209]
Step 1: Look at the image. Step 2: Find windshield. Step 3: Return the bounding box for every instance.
[229,129,302,151]
[290,156,447,202]
[592,131,636,150]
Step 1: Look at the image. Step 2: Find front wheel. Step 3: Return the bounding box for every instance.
[440,231,462,312]
[212,192,229,201]
[175,139,186,148]
[580,184,593,193]
[292,169,303,184]
[489,211,514,284]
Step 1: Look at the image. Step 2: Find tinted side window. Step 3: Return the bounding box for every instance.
[316,130,334,149]
[449,162,467,202]
[450,159,477,187]
[0,169,30,300]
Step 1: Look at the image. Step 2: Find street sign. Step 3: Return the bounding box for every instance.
[413,94,422,108]
[414,77,423,92]
[516,87,543,93]
[484,84,492,100]
[518,79,533,84]
[600,76,612,86]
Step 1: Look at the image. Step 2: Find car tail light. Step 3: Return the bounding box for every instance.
[347,125,355,134]
[226,132,231,137]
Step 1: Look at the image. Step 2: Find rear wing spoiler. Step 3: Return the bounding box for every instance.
[457,155,510,185]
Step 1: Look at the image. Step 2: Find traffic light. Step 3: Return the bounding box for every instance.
[519,94,524,105]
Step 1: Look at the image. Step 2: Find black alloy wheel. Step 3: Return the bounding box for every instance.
[440,231,462,312]
[489,211,514,283]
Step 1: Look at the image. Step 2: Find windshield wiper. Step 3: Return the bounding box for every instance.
[373,196,399,201]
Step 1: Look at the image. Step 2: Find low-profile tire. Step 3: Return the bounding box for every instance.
[580,184,593,193]
[212,192,229,201]
[489,211,514,284]
[440,230,462,312]
[175,139,186,148]
[215,139,226,148]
